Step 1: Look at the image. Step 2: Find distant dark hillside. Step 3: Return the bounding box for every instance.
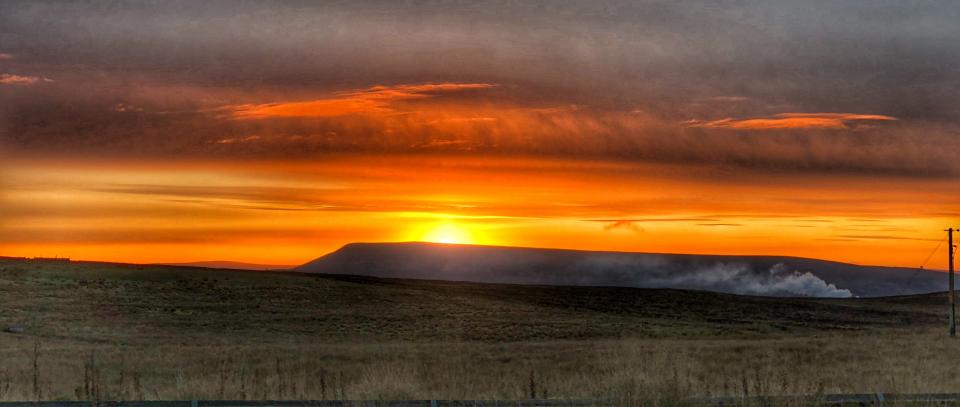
[155,261,294,270]
[296,242,946,298]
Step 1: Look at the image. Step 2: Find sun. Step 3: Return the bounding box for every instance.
[419,223,476,245]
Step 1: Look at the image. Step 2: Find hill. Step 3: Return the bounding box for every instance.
[154,260,294,270]
[295,242,946,298]
[0,257,945,344]
[0,257,956,401]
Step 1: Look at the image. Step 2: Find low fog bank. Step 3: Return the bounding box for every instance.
[577,257,852,297]
[297,242,945,297]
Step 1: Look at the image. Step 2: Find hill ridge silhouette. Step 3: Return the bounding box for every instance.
[296,242,946,297]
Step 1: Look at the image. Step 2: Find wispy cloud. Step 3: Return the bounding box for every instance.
[586,218,720,223]
[214,135,262,144]
[599,220,644,233]
[222,83,495,120]
[688,113,897,130]
[588,218,730,233]
[0,53,13,60]
[835,234,939,242]
[0,73,51,86]
[700,96,750,103]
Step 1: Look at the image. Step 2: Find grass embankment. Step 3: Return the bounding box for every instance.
[0,258,954,402]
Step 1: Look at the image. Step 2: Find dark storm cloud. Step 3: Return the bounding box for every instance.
[1,0,959,176]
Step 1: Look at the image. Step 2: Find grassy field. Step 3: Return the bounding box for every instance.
[0,258,957,403]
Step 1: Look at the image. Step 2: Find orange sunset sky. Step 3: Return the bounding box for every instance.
[1,2,959,268]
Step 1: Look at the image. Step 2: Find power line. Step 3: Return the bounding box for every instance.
[905,235,947,288]
[920,236,946,269]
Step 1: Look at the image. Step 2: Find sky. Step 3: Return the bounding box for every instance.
[1,1,959,268]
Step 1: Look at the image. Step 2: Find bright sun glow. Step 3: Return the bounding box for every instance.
[419,223,476,244]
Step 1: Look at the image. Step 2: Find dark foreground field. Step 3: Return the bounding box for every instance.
[0,258,957,402]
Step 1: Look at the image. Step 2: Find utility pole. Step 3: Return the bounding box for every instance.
[950,227,956,337]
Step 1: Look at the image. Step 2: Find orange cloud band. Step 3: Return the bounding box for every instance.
[224,82,496,120]
[0,73,50,85]
[690,112,897,130]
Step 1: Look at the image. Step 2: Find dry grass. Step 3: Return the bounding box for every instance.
[2,331,960,403]
[0,258,956,403]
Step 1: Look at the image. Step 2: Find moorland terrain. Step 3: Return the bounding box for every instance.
[0,257,956,402]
